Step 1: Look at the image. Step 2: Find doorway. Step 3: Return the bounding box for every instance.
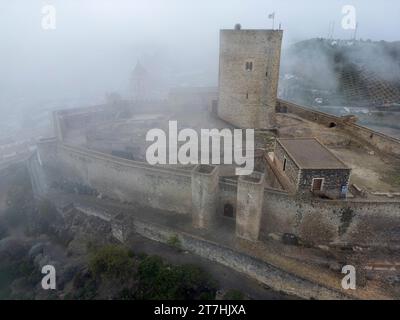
[223,203,234,218]
[311,178,324,191]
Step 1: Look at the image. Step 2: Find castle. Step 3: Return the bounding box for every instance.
[28,25,400,254]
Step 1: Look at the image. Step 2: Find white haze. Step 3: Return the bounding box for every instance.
[0,0,399,126]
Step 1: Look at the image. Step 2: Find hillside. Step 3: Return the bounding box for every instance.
[280,38,400,108]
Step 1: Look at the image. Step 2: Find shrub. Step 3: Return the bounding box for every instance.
[137,256,217,300]
[176,264,217,300]
[72,272,98,300]
[89,245,136,279]
[117,287,136,300]
[167,234,181,250]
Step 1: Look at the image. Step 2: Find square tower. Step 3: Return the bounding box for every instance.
[218,28,283,129]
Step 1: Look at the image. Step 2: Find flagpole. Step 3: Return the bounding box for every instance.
[268,12,275,29]
[353,22,358,40]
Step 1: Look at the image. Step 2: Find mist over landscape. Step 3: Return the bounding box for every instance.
[1,1,400,304]
[1,0,400,138]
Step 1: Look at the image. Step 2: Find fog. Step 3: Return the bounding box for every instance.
[1,0,400,130]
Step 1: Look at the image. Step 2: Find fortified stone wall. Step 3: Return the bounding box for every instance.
[32,139,400,247]
[37,141,193,214]
[260,189,400,246]
[35,139,241,221]
[276,99,400,158]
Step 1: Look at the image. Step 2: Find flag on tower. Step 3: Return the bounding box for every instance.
[268,12,275,29]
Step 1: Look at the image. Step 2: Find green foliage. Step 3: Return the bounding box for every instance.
[86,240,101,253]
[73,282,97,299]
[0,257,37,300]
[89,245,136,279]
[223,289,245,300]
[72,272,98,300]
[384,166,400,188]
[116,287,136,300]
[167,234,181,250]
[137,252,148,260]
[0,239,219,300]
[137,256,217,300]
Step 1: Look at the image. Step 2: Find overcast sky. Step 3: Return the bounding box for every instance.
[1,0,399,105]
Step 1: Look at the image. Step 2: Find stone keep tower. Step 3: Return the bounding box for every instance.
[217,28,283,129]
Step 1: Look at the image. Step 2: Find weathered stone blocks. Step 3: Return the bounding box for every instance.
[191,165,219,229]
[236,172,265,240]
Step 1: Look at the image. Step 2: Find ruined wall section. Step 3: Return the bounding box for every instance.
[218,30,283,129]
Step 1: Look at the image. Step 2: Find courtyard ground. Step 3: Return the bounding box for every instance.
[277,113,400,196]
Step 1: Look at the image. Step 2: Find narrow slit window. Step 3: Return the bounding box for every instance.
[245,61,253,71]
